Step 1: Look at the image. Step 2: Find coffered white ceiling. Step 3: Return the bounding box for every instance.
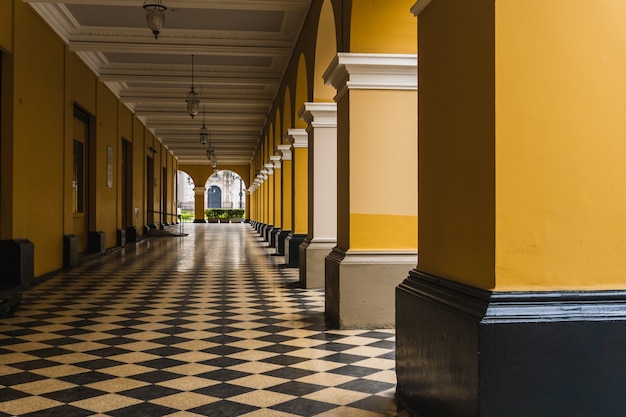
[25,0,313,165]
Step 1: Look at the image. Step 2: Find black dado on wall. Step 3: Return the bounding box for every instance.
[395,271,626,417]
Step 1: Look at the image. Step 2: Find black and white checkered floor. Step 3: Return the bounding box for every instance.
[0,224,399,416]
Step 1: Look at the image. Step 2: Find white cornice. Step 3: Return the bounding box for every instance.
[299,102,337,128]
[323,53,418,101]
[287,128,308,149]
[276,144,292,161]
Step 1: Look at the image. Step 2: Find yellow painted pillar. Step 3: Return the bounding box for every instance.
[324,53,418,328]
[192,186,206,223]
[276,143,293,255]
[396,2,626,416]
[284,129,308,267]
[269,154,282,250]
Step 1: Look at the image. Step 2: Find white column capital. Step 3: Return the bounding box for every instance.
[276,144,292,161]
[264,163,274,175]
[299,102,337,129]
[270,155,282,169]
[323,53,418,101]
[194,186,206,195]
[287,128,308,149]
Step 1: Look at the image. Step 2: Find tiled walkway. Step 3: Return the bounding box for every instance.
[0,224,399,416]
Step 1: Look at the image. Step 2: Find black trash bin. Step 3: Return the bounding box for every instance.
[0,239,34,316]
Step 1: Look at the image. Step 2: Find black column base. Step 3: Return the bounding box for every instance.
[116,229,126,247]
[88,231,106,254]
[193,219,207,223]
[264,225,274,242]
[270,227,280,249]
[396,270,626,417]
[0,239,34,289]
[276,230,291,255]
[285,233,306,268]
[63,235,78,267]
[126,226,138,243]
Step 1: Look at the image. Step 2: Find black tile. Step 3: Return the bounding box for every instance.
[189,400,257,417]
[199,357,246,368]
[75,358,124,370]
[204,335,245,345]
[150,335,190,345]
[9,359,59,371]
[119,384,179,400]
[368,340,396,350]
[136,358,187,370]
[267,381,326,396]
[262,367,316,380]
[270,398,337,416]
[260,355,308,366]
[42,386,107,402]
[323,352,369,364]
[144,346,188,357]
[0,372,47,385]
[336,379,395,394]
[108,402,178,417]
[258,344,300,354]
[197,368,251,382]
[0,387,31,401]
[130,370,182,383]
[20,405,94,417]
[327,365,380,378]
[201,345,246,356]
[59,371,115,385]
[194,382,255,398]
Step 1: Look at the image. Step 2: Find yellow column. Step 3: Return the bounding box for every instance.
[323,53,418,328]
[284,129,308,267]
[276,143,293,255]
[192,186,206,223]
[397,2,626,416]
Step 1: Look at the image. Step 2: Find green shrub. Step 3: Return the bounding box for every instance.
[205,208,244,219]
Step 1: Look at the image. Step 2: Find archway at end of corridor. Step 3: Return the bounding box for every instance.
[204,170,247,222]
[176,170,197,222]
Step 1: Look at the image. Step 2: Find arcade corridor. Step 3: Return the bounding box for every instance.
[0,224,398,417]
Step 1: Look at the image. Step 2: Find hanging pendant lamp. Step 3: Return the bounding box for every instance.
[143,0,167,39]
[199,105,209,145]
[186,55,200,118]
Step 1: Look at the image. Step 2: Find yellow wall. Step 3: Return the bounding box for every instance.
[347,89,417,250]
[96,82,119,247]
[0,1,13,53]
[12,1,66,275]
[350,0,417,53]
[494,1,626,291]
[1,1,178,276]
[132,116,146,229]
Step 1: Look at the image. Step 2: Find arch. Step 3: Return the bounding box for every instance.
[349,0,417,53]
[294,54,308,128]
[274,109,281,149]
[314,0,338,102]
[205,169,247,210]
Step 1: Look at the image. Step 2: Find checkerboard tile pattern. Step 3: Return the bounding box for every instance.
[0,224,399,416]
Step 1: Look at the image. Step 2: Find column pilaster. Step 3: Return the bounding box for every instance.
[298,102,337,288]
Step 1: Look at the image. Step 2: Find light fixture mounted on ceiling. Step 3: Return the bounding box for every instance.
[186,55,200,118]
[199,105,209,145]
[143,0,167,39]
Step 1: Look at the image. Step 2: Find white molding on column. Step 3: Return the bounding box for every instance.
[299,102,337,129]
[264,163,274,175]
[323,53,418,101]
[287,128,308,148]
[270,155,282,169]
[412,0,433,16]
[194,186,206,195]
[277,144,292,161]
